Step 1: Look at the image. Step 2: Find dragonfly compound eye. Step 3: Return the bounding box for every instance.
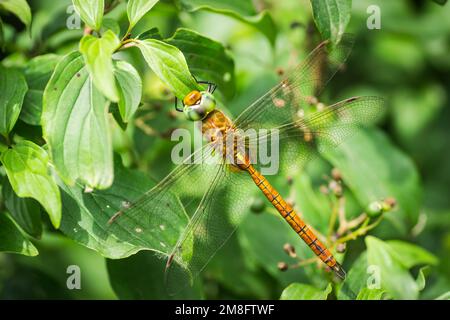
[183,91,216,121]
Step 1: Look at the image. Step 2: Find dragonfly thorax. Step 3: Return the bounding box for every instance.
[201,110,251,169]
[183,90,216,121]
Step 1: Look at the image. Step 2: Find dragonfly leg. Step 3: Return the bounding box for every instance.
[174,96,184,112]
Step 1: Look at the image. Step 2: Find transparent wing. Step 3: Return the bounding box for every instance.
[107,143,225,257]
[164,164,256,295]
[234,34,355,132]
[243,96,385,176]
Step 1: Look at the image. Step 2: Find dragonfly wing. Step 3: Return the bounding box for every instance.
[165,164,256,295]
[234,34,355,131]
[107,143,224,257]
[242,96,385,175]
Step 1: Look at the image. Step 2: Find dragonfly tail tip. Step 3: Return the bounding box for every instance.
[332,262,346,280]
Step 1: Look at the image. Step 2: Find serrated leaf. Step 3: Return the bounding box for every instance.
[0,0,32,29]
[166,28,235,99]
[42,51,114,189]
[2,178,42,238]
[58,157,188,259]
[136,38,200,99]
[0,140,61,228]
[0,212,38,256]
[127,0,159,31]
[178,0,277,46]
[280,283,332,300]
[114,60,142,123]
[366,236,419,299]
[80,30,120,102]
[72,0,104,31]
[310,0,352,44]
[20,54,61,126]
[0,65,28,136]
[322,128,422,235]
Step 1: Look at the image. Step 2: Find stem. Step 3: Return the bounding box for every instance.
[290,257,318,269]
[332,215,384,246]
[327,200,338,245]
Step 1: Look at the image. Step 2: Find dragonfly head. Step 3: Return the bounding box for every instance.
[182,90,216,121]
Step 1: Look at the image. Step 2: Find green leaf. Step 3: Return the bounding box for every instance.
[0,17,4,49]
[337,252,368,300]
[356,288,385,300]
[310,0,352,43]
[107,251,200,299]
[178,0,277,46]
[127,0,159,31]
[322,128,422,234]
[415,266,428,292]
[366,236,419,299]
[100,18,120,35]
[113,60,142,123]
[0,65,28,137]
[42,51,114,189]
[239,211,314,287]
[2,178,42,238]
[58,157,188,259]
[166,28,235,99]
[280,283,332,300]
[79,30,120,102]
[0,0,32,29]
[0,140,61,228]
[20,54,61,126]
[386,240,438,269]
[136,38,200,99]
[435,291,450,300]
[72,0,104,31]
[0,212,38,256]
[432,0,447,5]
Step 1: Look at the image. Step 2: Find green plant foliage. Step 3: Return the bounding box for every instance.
[136,38,200,99]
[57,158,188,259]
[113,60,142,123]
[79,30,121,102]
[1,140,61,228]
[177,0,277,46]
[280,283,332,300]
[127,0,159,31]
[166,28,236,99]
[322,128,422,234]
[366,236,437,299]
[310,0,352,44]
[2,179,42,239]
[72,0,104,31]
[0,66,28,137]
[0,212,38,256]
[42,51,113,190]
[0,0,31,29]
[20,54,61,126]
[0,0,448,301]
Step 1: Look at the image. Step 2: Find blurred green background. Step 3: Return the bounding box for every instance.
[0,0,449,299]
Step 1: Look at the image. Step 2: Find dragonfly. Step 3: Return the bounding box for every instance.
[108,34,384,294]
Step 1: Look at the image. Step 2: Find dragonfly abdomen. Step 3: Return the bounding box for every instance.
[246,163,346,279]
